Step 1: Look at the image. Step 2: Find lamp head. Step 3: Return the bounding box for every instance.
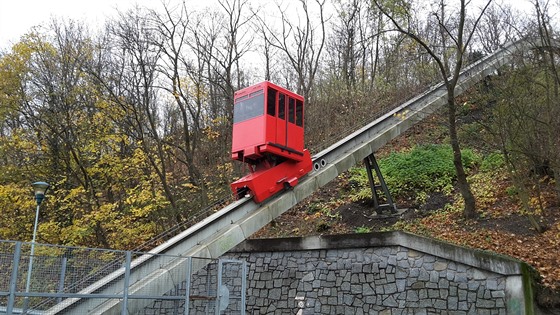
[32,182,50,205]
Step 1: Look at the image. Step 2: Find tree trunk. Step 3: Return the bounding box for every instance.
[447,93,477,219]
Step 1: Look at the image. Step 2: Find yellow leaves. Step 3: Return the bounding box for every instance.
[303,212,322,222]
[528,196,544,215]
[212,116,229,125]
[0,183,38,241]
[216,162,233,174]
[182,182,198,190]
[10,40,34,61]
[93,204,118,221]
[60,222,92,246]
[97,99,127,120]
[467,172,500,212]
[0,44,31,115]
[393,109,410,121]
[168,77,211,105]
[203,126,221,140]
[37,221,63,244]
[0,40,32,77]
[0,34,57,109]
[63,186,86,202]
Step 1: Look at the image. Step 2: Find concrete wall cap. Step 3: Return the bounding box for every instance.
[229,231,526,276]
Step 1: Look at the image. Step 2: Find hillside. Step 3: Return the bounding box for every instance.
[251,109,560,311]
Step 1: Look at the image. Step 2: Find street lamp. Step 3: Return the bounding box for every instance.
[23,181,50,313]
[32,182,49,206]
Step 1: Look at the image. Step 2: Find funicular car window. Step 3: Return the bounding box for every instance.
[278,93,286,120]
[267,88,277,116]
[233,90,264,123]
[296,99,303,126]
[288,97,295,123]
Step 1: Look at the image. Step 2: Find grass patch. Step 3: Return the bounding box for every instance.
[349,144,480,203]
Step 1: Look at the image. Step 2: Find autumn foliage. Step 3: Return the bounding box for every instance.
[0,2,559,305]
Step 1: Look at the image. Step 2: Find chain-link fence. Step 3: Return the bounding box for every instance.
[0,240,246,314]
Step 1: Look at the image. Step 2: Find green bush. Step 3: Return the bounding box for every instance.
[349,144,480,201]
[354,226,372,233]
[480,151,505,172]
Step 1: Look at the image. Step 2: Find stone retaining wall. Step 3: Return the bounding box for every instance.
[225,231,534,314]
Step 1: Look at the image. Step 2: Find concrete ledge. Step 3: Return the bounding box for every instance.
[230,231,527,276]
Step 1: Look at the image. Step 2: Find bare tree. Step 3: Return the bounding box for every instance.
[151,3,206,191]
[332,0,360,89]
[374,0,492,219]
[474,2,518,54]
[188,0,255,162]
[327,0,385,90]
[95,7,180,212]
[254,17,275,81]
[531,0,560,197]
[212,0,255,114]
[258,0,327,103]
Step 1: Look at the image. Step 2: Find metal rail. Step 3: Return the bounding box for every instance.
[49,38,542,314]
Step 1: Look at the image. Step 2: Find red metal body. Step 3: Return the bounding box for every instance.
[230,81,313,202]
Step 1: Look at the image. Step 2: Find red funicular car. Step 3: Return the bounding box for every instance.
[230,81,313,202]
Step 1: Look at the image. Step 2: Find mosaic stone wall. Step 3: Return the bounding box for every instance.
[227,245,507,314]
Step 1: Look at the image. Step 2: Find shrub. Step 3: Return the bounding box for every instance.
[349,144,480,202]
[354,226,372,233]
[480,151,505,172]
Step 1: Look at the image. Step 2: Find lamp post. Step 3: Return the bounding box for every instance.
[23,181,49,313]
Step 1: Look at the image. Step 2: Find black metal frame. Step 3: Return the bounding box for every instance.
[363,153,397,215]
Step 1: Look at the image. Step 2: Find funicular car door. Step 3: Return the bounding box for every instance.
[274,90,305,154]
[289,96,304,152]
[286,96,304,152]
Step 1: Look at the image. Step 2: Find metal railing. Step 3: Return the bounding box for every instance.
[0,240,246,314]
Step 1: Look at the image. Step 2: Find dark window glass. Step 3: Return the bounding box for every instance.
[288,97,295,123]
[267,88,276,116]
[233,90,264,123]
[296,99,303,126]
[278,93,286,120]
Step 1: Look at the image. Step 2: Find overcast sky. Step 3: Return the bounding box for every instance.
[0,0,548,51]
[0,0,162,49]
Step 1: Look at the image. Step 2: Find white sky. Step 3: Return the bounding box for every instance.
[0,0,548,51]
[0,0,162,50]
